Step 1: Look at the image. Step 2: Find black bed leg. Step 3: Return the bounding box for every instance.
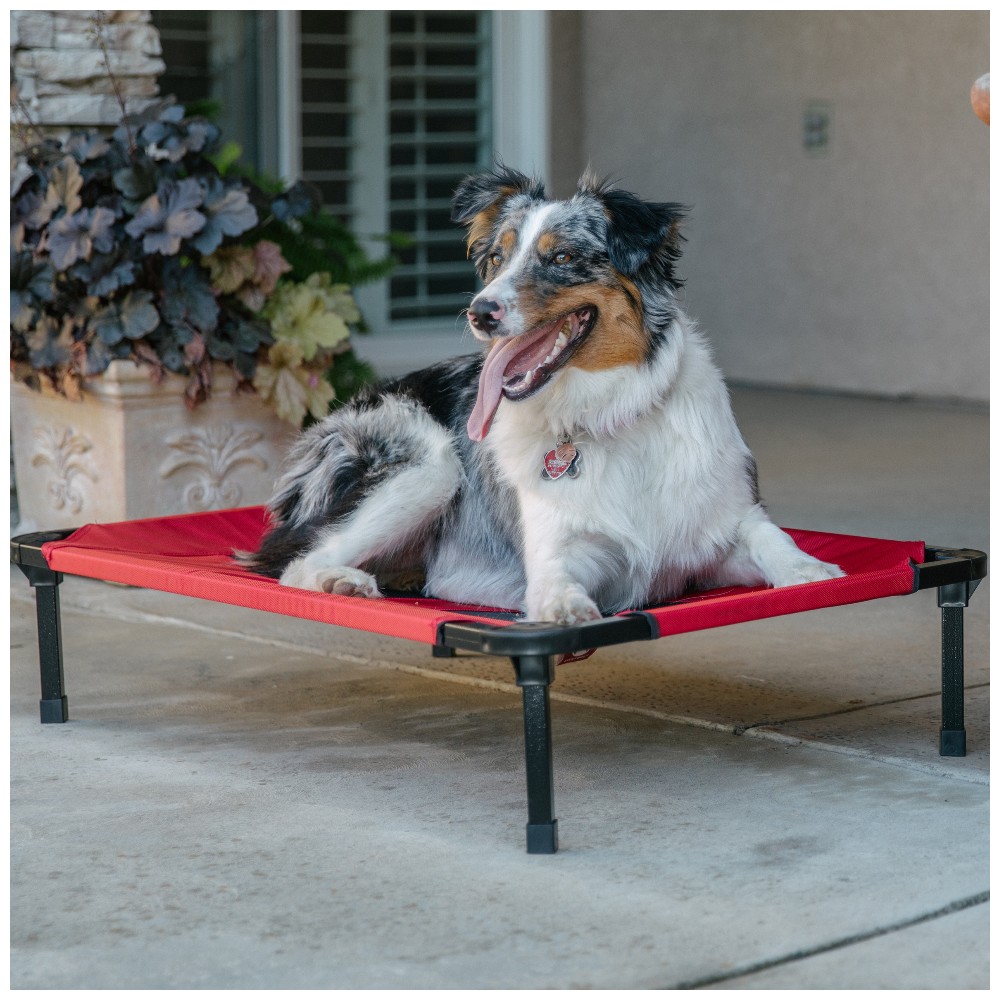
[19,565,69,724]
[938,581,971,757]
[513,655,558,854]
[939,604,966,757]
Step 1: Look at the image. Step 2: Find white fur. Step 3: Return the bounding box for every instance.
[482,310,843,622]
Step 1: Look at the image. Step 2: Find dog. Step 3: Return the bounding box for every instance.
[242,166,844,623]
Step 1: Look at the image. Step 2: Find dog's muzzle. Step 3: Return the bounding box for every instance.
[466,306,598,443]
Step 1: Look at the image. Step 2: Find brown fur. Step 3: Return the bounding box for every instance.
[536,231,559,257]
[465,206,500,257]
[464,184,529,257]
[513,276,648,372]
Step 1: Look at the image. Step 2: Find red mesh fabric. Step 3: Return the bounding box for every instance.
[39,507,515,644]
[41,507,924,647]
[642,529,924,636]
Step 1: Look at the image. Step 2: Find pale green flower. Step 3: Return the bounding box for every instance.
[304,271,362,325]
[252,340,335,426]
[263,272,360,361]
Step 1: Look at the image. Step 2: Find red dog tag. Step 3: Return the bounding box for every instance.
[541,442,581,480]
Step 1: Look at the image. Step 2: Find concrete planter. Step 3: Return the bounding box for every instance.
[11,360,296,532]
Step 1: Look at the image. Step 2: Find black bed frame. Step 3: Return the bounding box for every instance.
[11,530,987,854]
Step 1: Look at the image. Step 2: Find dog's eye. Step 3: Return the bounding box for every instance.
[488,252,503,268]
[553,251,573,265]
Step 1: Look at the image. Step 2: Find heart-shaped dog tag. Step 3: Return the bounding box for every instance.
[541,442,581,480]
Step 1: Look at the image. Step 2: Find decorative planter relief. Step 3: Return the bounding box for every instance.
[30,425,99,514]
[11,360,296,532]
[159,425,269,512]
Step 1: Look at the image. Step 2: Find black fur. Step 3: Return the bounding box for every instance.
[391,354,484,428]
[247,449,399,579]
[745,455,761,507]
[450,164,546,226]
[599,189,686,285]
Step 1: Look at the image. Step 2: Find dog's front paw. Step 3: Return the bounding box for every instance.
[280,560,382,598]
[773,557,846,588]
[530,585,602,625]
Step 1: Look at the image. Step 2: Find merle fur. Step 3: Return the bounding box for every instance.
[244,168,755,603]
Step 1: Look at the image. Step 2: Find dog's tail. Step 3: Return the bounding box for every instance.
[235,437,382,579]
[236,520,319,579]
[237,390,463,582]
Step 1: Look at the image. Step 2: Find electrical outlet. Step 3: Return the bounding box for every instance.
[804,102,832,153]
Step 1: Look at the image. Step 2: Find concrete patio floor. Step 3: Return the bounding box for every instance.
[9,386,989,989]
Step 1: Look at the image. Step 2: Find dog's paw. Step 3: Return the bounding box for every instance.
[280,560,382,598]
[773,557,846,588]
[320,567,383,598]
[530,586,602,625]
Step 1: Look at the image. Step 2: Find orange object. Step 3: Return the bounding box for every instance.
[971,73,989,125]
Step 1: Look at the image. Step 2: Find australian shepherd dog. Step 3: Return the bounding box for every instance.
[242,167,844,623]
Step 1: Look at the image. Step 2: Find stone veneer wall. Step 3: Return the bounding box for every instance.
[11,10,164,137]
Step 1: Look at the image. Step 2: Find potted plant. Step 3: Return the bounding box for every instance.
[10,99,392,530]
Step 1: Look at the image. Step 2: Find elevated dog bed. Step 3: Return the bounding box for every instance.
[12,506,986,853]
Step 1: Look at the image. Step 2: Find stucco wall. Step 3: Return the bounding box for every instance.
[552,11,989,402]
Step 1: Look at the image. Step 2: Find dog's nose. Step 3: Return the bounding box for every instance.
[468,299,505,334]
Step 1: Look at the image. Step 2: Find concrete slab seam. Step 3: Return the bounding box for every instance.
[739,726,988,785]
[741,682,991,729]
[672,890,990,990]
[395,664,990,784]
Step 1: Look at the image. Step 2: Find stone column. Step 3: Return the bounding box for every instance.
[10,10,165,139]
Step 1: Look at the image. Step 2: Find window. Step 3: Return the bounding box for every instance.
[153,11,548,372]
[297,12,353,220]
[298,11,493,334]
[384,11,493,323]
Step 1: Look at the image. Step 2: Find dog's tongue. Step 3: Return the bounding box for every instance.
[467,338,523,442]
[467,323,561,442]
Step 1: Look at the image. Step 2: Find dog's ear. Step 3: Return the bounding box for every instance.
[452,165,546,263]
[605,192,686,280]
[579,175,686,282]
